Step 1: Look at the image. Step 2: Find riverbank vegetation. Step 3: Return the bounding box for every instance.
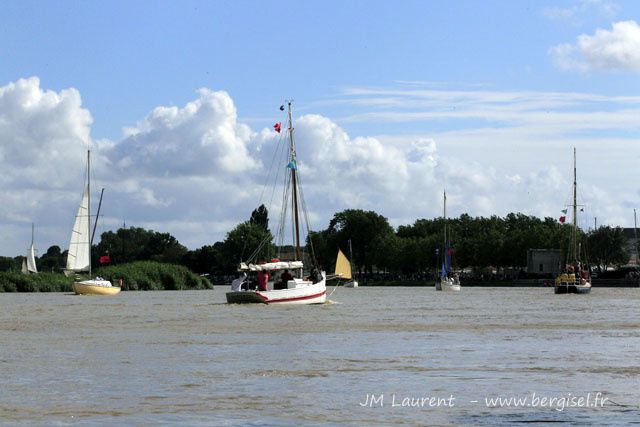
[1,206,633,288]
[0,261,211,292]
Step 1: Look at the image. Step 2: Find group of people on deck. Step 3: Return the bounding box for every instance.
[230,265,323,292]
[230,269,294,292]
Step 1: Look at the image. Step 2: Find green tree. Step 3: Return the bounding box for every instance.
[250,204,269,231]
[587,226,629,270]
[96,227,187,264]
[325,209,395,274]
[39,245,65,272]
[219,221,273,274]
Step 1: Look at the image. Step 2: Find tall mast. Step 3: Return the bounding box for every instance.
[87,149,92,275]
[287,101,302,261]
[572,147,578,261]
[31,223,35,246]
[349,239,355,276]
[634,209,638,264]
[443,190,447,247]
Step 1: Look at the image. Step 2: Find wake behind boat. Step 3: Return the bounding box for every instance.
[226,102,326,305]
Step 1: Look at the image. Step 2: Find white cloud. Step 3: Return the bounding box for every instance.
[113,88,257,178]
[1,78,639,256]
[550,20,640,72]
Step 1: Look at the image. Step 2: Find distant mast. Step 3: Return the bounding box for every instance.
[87,150,92,276]
[572,147,578,262]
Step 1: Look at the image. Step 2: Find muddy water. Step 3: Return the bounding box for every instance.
[1,287,638,425]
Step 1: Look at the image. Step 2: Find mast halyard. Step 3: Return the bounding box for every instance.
[287,101,302,262]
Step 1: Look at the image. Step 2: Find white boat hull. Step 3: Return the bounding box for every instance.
[344,280,358,288]
[436,278,461,292]
[227,278,326,305]
[73,280,121,296]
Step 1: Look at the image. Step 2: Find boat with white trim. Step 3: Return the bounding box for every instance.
[226,102,326,305]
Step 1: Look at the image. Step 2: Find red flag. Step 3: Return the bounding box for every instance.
[559,216,566,223]
[273,122,281,133]
[99,255,111,264]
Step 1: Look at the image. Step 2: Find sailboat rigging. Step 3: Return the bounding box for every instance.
[67,150,121,296]
[226,101,327,304]
[435,191,461,292]
[22,223,38,274]
[554,148,591,294]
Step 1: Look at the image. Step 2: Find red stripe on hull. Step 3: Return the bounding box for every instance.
[261,290,326,304]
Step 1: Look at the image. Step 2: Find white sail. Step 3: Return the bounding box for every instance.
[21,258,28,274]
[26,243,37,273]
[66,185,91,273]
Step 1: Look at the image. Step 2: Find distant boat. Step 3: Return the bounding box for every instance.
[22,223,38,274]
[66,150,121,296]
[335,241,357,288]
[554,148,591,295]
[436,191,461,292]
[226,102,326,305]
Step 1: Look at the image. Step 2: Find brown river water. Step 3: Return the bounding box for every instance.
[1,287,638,426]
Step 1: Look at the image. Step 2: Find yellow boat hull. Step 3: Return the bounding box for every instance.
[73,282,122,296]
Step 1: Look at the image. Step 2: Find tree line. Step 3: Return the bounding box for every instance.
[1,206,632,281]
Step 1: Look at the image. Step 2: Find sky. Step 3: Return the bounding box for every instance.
[1,0,640,256]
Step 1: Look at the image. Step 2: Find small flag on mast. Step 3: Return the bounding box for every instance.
[559,216,566,223]
[273,122,281,133]
[279,105,285,111]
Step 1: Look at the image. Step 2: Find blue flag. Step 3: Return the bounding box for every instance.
[287,160,297,170]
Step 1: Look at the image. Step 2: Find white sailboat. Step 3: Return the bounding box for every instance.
[226,102,326,305]
[22,223,38,274]
[67,150,120,296]
[554,148,591,295]
[436,191,461,292]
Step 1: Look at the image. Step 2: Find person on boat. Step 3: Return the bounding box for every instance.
[231,272,247,291]
[276,269,293,289]
[257,270,269,291]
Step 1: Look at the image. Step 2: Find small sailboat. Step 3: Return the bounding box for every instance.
[554,148,591,295]
[436,191,461,292]
[226,102,326,305]
[22,223,38,274]
[66,150,120,296]
[335,242,357,287]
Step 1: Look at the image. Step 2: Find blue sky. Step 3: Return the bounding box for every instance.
[1,0,639,255]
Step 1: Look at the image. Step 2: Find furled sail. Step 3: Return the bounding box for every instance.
[334,249,352,280]
[66,186,90,273]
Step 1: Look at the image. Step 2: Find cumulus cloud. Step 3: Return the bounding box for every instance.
[113,88,257,177]
[1,77,639,255]
[550,20,640,72]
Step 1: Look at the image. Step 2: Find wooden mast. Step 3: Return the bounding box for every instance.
[287,101,302,262]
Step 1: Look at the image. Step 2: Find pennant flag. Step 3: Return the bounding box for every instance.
[279,105,285,111]
[561,209,568,214]
[287,159,297,170]
[273,122,281,133]
[99,255,111,264]
[559,216,566,223]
